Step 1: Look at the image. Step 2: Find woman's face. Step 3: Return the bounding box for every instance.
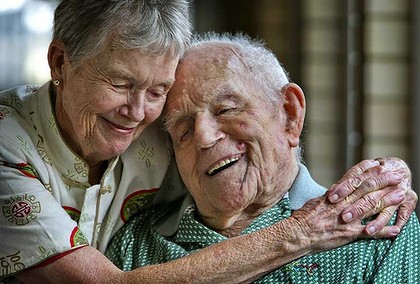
[55,45,178,164]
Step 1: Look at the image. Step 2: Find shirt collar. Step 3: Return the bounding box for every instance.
[157,163,323,237]
[33,82,118,188]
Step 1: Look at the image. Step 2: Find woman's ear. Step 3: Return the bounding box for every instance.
[48,39,66,86]
[280,83,306,147]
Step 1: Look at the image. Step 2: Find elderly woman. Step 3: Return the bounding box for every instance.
[106,33,420,283]
[0,1,416,283]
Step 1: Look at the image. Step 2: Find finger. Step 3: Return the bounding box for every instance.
[364,205,399,236]
[394,202,415,229]
[328,160,381,203]
[337,159,380,182]
[375,157,408,171]
[366,225,400,239]
[341,188,405,222]
[329,170,402,204]
[392,179,417,229]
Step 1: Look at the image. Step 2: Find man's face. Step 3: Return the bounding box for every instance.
[165,45,297,228]
[56,44,178,163]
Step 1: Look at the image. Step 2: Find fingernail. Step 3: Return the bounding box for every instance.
[367,225,377,235]
[394,190,405,200]
[343,212,353,222]
[389,227,400,236]
[330,194,339,203]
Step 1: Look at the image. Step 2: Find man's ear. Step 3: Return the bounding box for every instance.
[47,40,67,87]
[280,83,306,147]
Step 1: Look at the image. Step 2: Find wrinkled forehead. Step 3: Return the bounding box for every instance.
[164,44,246,116]
[181,43,239,75]
[172,43,245,94]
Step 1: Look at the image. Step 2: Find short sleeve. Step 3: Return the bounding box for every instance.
[0,107,88,280]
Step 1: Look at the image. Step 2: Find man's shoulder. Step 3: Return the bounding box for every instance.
[288,164,327,210]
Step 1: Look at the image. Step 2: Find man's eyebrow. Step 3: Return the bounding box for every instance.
[214,89,241,104]
[162,109,186,132]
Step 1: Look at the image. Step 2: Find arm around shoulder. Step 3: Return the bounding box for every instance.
[17,217,311,284]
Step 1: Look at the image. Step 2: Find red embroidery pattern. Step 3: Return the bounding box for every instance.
[0,107,10,120]
[63,206,81,222]
[0,161,39,179]
[70,227,88,247]
[2,194,41,225]
[120,188,159,223]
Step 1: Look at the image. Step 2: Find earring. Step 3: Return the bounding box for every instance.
[53,80,60,86]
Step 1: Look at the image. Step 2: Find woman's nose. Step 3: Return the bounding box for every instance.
[120,92,146,122]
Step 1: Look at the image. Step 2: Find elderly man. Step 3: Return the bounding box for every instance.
[106,33,420,283]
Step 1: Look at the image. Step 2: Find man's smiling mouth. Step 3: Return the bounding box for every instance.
[206,154,241,176]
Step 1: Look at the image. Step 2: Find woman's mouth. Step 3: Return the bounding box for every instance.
[103,118,137,134]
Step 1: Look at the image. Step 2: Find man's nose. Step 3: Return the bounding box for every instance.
[124,92,146,122]
[194,113,226,149]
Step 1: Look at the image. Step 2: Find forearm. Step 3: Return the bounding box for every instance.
[18,218,307,284]
[124,217,307,284]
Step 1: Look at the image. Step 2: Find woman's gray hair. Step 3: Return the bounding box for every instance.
[53,0,192,67]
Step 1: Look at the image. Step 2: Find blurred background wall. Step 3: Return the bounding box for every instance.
[0,0,418,214]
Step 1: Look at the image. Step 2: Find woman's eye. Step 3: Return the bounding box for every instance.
[147,89,166,100]
[149,92,164,99]
[112,83,130,89]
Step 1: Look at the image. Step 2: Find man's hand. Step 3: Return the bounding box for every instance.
[327,158,418,236]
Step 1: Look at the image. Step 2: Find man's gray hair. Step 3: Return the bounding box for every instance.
[187,32,290,106]
[53,0,192,67]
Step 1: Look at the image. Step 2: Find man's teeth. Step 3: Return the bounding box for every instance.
[207,156,240,176]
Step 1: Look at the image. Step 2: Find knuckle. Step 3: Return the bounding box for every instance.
[397,182,409,193]
[353,194,383,217]
[333,181,356,198]
[381,207,395,220]
[353,165,365,176]
[364,194,382,211]
[352,204,367,218]
[351,176,363,188]
[384,189,404,207]
[398,206,412,222]
[347,160,371,178]
[408,190,419,203]
[372,208,395,229]
[362,178,379,190]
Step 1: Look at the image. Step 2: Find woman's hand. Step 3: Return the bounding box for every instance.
[327,158,417,236]
[289,158,417,253]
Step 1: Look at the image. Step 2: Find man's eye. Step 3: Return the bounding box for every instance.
[217,107,235,115]
[179,129,192,142]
